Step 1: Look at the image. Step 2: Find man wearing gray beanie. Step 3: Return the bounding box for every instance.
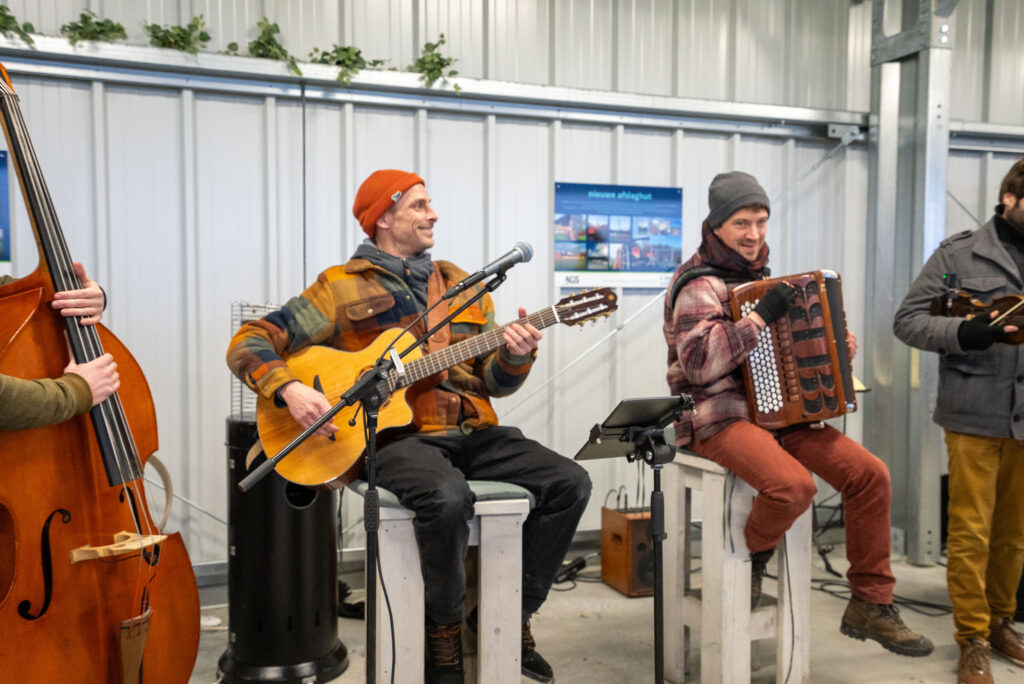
[663,171,934,658]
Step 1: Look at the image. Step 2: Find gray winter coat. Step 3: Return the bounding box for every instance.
[893,217,1024,439]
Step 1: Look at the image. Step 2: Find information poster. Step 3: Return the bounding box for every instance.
[554,182,682,288]
[0,151,9,263]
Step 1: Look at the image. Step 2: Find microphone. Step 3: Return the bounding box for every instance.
[443,241,533,299]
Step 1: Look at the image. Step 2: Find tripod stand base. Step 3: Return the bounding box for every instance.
[217,643,349,683]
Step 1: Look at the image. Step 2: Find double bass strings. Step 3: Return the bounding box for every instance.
[0,75,158,613]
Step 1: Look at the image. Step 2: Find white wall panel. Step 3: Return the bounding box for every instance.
[733,0,789,106]
[303,101,348,280]
[487,0,550,84]
[552,0,615,91]
[101,84,193,545]
[986,0,1024,125]
[846,0,872,112]
[488,118,554,445]
[422,0,485,81]
[676,0,733,102]
[949,0,988,123]
[426,113,485,270]
[787,0,848,110]
[616,0,675,97]
[188,93,269,559]
[348,0,417,73]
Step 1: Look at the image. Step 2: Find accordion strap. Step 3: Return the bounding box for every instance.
[667,265,749,311]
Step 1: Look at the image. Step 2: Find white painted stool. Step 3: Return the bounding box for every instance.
[348,480,533,684]
[664,451,811,683]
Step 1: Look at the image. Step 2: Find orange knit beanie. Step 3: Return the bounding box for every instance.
[352,169,425,238]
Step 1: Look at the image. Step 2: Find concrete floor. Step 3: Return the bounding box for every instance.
[189,547,1024,684]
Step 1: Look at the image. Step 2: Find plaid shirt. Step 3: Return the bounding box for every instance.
[663,253,763,445]
[227,257,535,434]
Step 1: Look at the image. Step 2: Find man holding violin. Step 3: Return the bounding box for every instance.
[895,157,1024,684]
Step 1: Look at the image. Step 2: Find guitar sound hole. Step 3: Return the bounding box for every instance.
[0,504,14,606]
[284,483,317,509]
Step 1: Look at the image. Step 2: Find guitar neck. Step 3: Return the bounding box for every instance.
[398,307,559,386]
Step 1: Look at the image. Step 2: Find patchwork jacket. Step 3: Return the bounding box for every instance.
[663,252,763,446]
[226,256,535,434]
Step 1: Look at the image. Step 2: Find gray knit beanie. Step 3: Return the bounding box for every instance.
[706,171,771,229]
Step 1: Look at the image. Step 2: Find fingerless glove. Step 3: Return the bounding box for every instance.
[752,283,799,326]
[957,316,1005,351]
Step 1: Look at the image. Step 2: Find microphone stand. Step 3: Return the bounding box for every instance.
[573,396,692,684]
[237,267,511,684]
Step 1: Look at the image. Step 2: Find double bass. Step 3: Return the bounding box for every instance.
[0,65,199,681]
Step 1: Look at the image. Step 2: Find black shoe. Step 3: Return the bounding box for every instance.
[750,549,774,611]
[521,619,554,683]
[425,620,464,684]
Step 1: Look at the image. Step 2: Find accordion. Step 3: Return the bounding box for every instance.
[728,270,857,430]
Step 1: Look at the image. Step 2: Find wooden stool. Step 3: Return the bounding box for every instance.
[348,480,533,683]
[664,451,811,683]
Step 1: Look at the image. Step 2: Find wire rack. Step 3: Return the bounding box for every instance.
[230,301,279,421]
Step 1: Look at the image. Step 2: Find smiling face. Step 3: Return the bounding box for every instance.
[374,184,437,258]
[713,205,769,263]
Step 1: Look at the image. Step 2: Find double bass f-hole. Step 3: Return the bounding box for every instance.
[17,508,71,620]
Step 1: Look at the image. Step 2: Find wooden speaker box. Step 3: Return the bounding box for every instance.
[601,506,654,597]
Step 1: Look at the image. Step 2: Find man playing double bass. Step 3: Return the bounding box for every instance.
[663,170,934,658]
[227,169,591,684]
[1,261,119,430]
[895,156,1024,684]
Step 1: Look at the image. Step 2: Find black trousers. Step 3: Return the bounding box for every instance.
[373,425,592,625]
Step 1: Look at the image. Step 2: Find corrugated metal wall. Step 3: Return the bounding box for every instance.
[0,0,1018,565]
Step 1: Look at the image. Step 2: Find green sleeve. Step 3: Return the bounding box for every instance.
[0,372,93,430]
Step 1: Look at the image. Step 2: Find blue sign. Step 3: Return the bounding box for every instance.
[554,182,682,279]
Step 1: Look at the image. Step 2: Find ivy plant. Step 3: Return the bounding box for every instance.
[408,34,459,92]
[243,17,300,76]
[144,15,211,54]
[61,10,127,45]
[0,5,34,45]
[309,44,385,86]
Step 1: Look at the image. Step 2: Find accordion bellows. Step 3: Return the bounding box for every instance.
[729,271,857,430]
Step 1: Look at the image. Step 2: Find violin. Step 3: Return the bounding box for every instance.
[0,64,199,681]
[929,290,1024,345]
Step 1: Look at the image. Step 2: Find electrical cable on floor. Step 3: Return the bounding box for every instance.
[551,552,602,591]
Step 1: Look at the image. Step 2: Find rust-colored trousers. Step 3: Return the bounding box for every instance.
[693,420,896,604]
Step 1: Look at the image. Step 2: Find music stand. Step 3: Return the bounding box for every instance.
[575,395,693,684]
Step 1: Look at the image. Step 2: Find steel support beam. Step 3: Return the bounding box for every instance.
[865,0,957,565]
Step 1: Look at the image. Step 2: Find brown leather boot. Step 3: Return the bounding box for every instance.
[990,616,1024,666]
[839,596,934,657]
[958,639,994,684]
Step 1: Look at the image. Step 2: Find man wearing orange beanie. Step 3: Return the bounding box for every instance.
[228,169,591,684]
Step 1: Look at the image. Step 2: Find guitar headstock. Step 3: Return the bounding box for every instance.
[555,288,618,327]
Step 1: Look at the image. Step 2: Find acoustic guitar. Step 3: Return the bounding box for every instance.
[256,287,618,488]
